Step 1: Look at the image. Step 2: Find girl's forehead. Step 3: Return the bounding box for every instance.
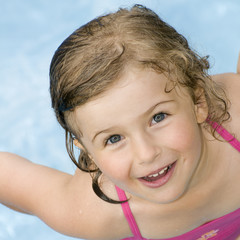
[80,67,171,108]
[74,68,190,130]
[85,67,187,107]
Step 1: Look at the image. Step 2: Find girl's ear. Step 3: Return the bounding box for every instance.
[73,139,94,161]
[73,139,85,150]
[194,88,208,124]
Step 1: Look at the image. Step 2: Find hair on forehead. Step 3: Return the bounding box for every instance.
[50,4,188,117]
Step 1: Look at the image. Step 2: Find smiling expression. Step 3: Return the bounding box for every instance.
[74,66,208,204]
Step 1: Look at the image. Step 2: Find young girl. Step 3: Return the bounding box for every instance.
[1,4,240,240]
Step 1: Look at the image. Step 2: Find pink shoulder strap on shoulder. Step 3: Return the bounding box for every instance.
[115,186,143,239]
[207,120,240,152]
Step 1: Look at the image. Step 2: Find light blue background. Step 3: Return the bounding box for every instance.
[0,0,239,239]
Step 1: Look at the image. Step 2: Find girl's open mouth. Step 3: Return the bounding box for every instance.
[138,161,177,188]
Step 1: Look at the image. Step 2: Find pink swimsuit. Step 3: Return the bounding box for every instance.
[115,123,240,240]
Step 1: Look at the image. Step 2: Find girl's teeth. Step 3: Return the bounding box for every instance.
[150,173,159,177]
[148,166,168,177]
[159,167,168,175]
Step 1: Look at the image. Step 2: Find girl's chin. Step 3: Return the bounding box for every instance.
[135,173,190,203]
[138,188,186,204]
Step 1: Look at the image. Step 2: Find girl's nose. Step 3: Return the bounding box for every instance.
[132,133,160,165]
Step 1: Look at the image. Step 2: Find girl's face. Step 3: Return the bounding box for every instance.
[74,67,208,204]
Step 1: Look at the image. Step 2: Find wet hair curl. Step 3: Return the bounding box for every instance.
[50,4,229,203]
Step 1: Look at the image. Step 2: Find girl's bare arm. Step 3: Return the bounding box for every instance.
[0,152,122,239]
[0,152,81,236]
[0,152,72,214]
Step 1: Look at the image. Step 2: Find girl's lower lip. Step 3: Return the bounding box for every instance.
[138,161,177,188]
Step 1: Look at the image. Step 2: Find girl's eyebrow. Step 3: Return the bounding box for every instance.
[92,126,116,142]
[91,99,175,142]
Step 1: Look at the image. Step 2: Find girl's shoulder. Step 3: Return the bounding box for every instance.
[208,71,240,222]
[65,169,131,239]
[212,72,240,136]
[212,52,240,119]
[212,71,240,102]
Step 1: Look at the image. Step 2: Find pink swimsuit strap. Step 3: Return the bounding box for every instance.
[115,185,142,239]
[207,120,240,152]
[115,121,240,240]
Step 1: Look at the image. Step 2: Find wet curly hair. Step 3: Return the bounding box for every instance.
[49,4,229,203]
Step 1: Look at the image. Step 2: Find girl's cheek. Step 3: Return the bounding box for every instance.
[95,149,131,174]
[164,120,202,153]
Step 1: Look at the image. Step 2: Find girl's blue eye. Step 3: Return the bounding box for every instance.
[106,135,121,145]
[152,112,166,124]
